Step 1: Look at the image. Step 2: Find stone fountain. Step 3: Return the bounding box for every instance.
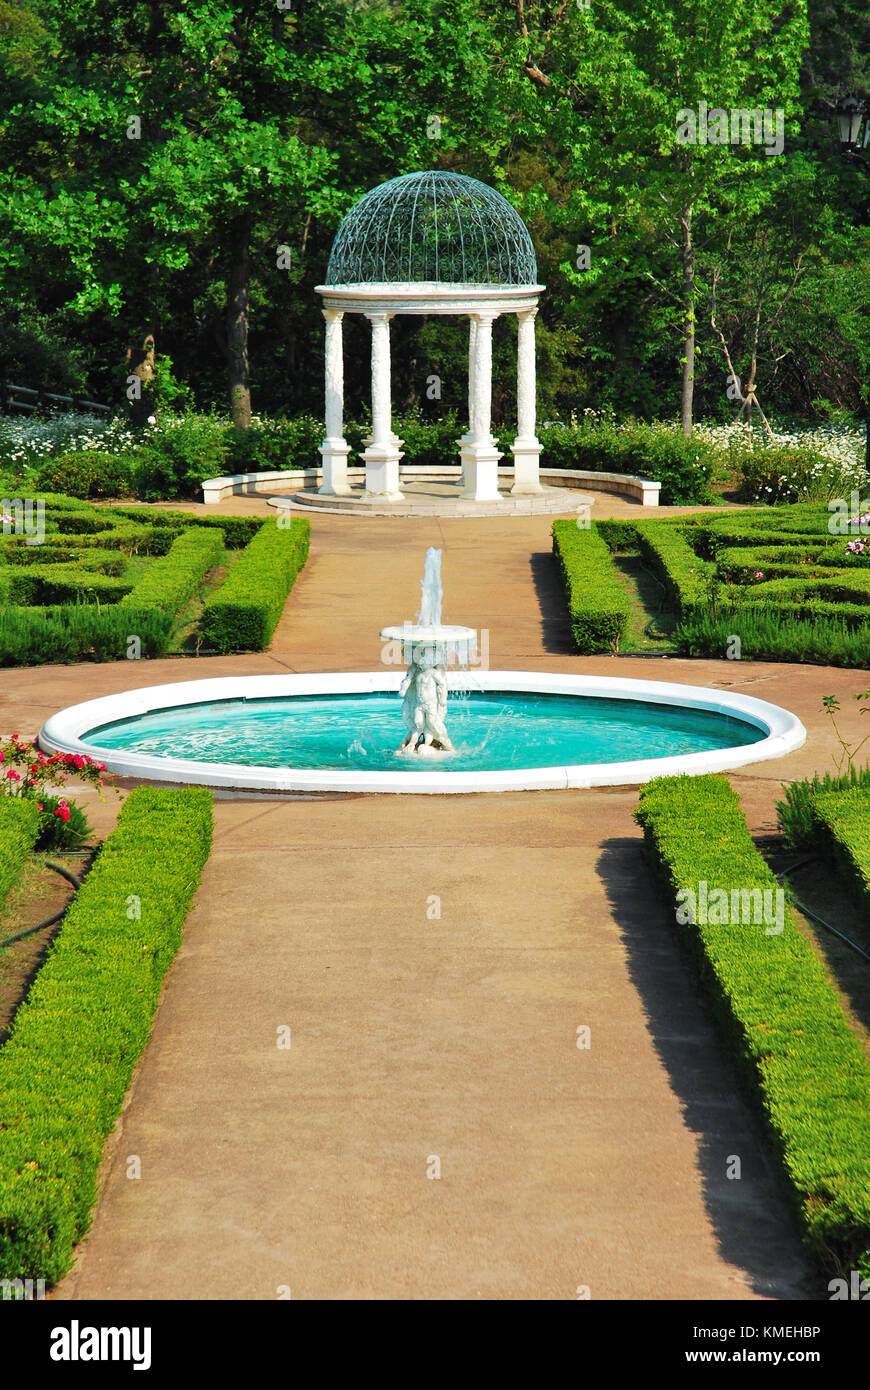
[380,548,477,755]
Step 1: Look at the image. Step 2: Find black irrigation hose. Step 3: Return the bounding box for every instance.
[0,849,95,951]
[776,858,870,966]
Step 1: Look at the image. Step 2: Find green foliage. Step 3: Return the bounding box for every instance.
[551,521,630,653]
[119,527,223,616]
[776,765,870,851]
[200,518,310,652]
[0,603,173,666]
[735,445,859,505]
[0,786,213,1283]
[538,420,718,504]
[636,773,870,1275]
[224,416,324,474]
[674,607,870,667]
[132,416,231,500]
[0,797,38,906]
[811,788,870,912]
[34,450,136,500]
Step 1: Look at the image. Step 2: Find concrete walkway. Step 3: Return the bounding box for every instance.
[8,491,853,1299]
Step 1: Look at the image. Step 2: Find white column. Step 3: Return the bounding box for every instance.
[362,310,404,498]
[318,308,351,496]
[456,316,477,463]
[511,307,542,494]
[459,311,502,501]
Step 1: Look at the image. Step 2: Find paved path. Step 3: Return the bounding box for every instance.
[14,492,851,1299]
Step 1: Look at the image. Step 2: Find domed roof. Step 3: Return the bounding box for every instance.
[325,171,537,287]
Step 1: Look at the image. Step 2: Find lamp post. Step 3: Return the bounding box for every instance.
[834,96,870,475]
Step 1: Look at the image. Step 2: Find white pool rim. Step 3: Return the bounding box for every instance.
[37,671,807,795]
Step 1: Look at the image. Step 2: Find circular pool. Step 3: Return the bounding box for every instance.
[38,672,806,794]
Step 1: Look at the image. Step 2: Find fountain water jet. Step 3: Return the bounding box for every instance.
[380,548,477,755]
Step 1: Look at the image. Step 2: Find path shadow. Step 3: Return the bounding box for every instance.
[529,551,575,654]
[597,836,818,1300]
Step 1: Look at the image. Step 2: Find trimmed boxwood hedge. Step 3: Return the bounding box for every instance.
[112,506,263,550]
[3,565,134,606]
[812,788,870,914]
[200,517,310,652]
[119,526,223,616]
[634,521,713,616]
[552,520,630,653]
[636,774,870,1277]
[0,786,213,1284]
[0,798,38,907]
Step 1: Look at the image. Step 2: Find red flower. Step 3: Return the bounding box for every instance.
[37,803,43,811]
[6,769,20,780]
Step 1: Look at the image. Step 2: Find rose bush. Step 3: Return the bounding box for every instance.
[0,736,109,849]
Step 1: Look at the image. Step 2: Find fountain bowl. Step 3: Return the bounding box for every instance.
[37,670,806,795]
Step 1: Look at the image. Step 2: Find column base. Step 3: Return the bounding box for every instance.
[318,440,352,496]
[362,442,405,500]
[458,439,503,501]
[510,438,543,495]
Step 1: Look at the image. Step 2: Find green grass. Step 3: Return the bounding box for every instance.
[608,553,679,650]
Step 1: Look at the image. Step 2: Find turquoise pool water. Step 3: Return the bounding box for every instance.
[87,692,766,773]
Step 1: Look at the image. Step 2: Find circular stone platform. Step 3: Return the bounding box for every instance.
[268,480,592,518]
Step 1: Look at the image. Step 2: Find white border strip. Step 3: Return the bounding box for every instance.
[37,672,806,795]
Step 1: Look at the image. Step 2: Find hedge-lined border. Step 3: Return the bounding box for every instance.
[0,498,267,664]
[812,788,870,914]
[0,798,38,908]
[636,773,870,1276]
[552,520,630,653]
[0,785,213,1284]
[200,517,310,652]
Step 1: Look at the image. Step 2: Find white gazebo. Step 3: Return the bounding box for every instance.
[314,171,545,503]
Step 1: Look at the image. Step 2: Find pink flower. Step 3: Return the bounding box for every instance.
[37,803,43,811]
[6,769,20,780]
[754,571,764,579]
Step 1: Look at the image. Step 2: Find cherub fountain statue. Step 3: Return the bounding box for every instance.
[380,548,477,756]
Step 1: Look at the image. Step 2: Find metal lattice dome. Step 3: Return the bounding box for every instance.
[325,171,538,287]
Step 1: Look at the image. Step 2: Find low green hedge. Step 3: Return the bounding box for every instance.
[0,786,213,1284]
[552,521,630,653]
[634,521,713,617]
[0,798,39,907]
[4,565,134,606]
[812,788,870,913]
[200,518,310,652]
[636,774,870,1276]
[119,527,223,616]
[112,506,263,550]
